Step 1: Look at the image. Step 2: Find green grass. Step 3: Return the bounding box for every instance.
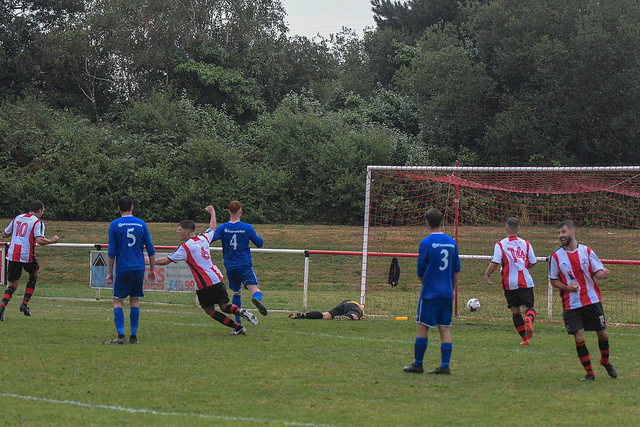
[0,299,639,426]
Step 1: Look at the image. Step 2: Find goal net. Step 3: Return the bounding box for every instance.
[360,166,640,325]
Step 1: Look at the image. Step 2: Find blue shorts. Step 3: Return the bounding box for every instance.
[417,298,453,328]
[113,270,145,300]
[226,267,259,293]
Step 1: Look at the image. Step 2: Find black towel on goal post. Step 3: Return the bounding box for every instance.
[387,257,400,287]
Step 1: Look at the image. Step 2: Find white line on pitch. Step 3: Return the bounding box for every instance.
[0,392,342,427]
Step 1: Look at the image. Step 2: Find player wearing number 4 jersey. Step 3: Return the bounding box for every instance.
[549,220,617,382]
[212,201,267,326]
[150,205,257,335]
[1,200,59,321]
[485,217,537,345]
[404,208,461,375]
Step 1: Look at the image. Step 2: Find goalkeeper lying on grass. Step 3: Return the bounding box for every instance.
[289,300,363,321]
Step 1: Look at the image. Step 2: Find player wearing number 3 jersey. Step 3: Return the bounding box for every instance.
[150,205,258,335]
[105,196,155,344]
[485,217,537,345]
[404,208,461,375]
[211,201,267,325]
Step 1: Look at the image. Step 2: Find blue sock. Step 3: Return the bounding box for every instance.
[441,343,453,368]
[114,308,125,336]
[232,294,242,324]
[130,306,140,336]
[414,337,428,366]
[253,291,262,301]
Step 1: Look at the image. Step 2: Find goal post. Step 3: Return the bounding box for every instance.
[360,165,640,324]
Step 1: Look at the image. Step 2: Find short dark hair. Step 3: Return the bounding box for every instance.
[179,220,196,233]
[506,217,520,232]
[118,196,133,212]
[426,208,443,228]
[557,220,576,230]
[29,200,44,213]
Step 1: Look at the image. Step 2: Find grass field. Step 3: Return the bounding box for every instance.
[1,221,640,425]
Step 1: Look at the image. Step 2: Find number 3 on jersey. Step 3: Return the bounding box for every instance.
[439,248,449,271]
[229,233,238,250]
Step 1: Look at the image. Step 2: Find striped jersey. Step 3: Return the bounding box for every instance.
[548,244,604,310]
[491,236,537,290]
[168,228,223,290]
[4,213,45,263]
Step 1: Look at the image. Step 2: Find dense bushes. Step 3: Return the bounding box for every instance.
[0,95,400,224]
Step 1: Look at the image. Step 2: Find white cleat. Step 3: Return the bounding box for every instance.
[239,309,258,326]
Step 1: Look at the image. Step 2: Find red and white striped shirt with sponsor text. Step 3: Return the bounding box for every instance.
[491,236,537,290]
[4,214,45,263]
[549,244,604,310]
[167,228,223,290]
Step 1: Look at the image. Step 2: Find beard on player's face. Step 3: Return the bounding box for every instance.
[560,235,574,247]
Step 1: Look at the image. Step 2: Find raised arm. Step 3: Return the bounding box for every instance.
[205,205,217,230]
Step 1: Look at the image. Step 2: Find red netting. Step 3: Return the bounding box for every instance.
[362,167,640,324]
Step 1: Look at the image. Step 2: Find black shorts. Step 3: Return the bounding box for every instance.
[328,301,363,320]
[196,282,230,308]
[7,260,39,283]
[504,287,535,309]
[563,302,606,335]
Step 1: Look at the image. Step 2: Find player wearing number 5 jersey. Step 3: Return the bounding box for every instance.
[485,217,537,345]
[404,208,461,375]
[549,220,617,382]
[105,196,156,344]
[150,205,258,335]
[212,201,267,325]
[1,200,59,321]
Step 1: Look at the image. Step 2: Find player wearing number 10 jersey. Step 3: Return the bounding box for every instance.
[485,217,537,345]
[404,208,461,375]
[212,201,267,324]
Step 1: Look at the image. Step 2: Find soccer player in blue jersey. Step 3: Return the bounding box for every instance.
[404,208,461,374]
[105,196,156,344]
[212,201,267,324]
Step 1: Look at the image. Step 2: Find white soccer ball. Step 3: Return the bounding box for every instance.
[466,298,481,312]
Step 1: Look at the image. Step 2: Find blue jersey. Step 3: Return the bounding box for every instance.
[416,232,461,300]
[108,215,155,274]
[212,221,263,269]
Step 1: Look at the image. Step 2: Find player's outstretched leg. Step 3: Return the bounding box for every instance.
[248,286,267,316]
[208,308,245,335]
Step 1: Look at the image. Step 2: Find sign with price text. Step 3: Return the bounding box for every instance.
[90,251,198,292]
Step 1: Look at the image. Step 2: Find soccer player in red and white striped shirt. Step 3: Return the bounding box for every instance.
[1,200,59,321]
[485,217,537,345]
[549,220,617,382]
[150,205,258,335]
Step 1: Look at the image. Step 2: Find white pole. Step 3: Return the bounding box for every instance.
[547,279,553,321]
[303,251,310,311]
[360,167,373,308]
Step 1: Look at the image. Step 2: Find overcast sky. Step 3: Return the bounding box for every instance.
[281,0,376,39]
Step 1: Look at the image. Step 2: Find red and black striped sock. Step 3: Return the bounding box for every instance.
[512,313,526,338]
[576,341,594,376]
[525,307,536,323]
[1,284,18,308]
[226,304,241,316]
[22,277,36,305]
[211,310,238,329]
[598,339,610,365]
